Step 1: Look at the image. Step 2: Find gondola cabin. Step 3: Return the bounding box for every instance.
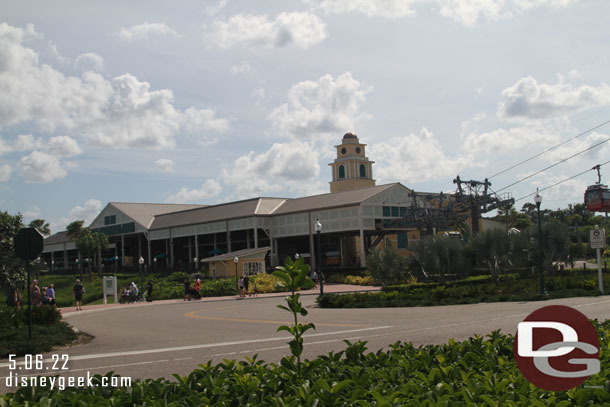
[584,184,610,212]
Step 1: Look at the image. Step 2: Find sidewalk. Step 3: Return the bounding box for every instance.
[59,284,381,316]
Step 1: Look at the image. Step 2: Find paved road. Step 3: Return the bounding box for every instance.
[2,291,610,393]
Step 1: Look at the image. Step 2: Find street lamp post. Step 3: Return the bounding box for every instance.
[75,258,81,280]
[193,257,198,274]
[314,219,323,296]
[534,189,546,295]
[234,257,239,294]
[138,256,144,300]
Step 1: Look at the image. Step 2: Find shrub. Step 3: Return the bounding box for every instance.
[250,273,286,293]
[344,275,377,285]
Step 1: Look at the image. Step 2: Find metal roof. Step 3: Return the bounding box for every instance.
[272,183,399,215]
[43,230,73,245]
[108,202,205,229]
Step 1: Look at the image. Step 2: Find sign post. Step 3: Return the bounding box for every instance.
[103,276,118,304]
[13,228,44,339]
[590,225,607,295]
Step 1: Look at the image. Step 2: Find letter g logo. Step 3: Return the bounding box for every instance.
[514,305,600,391]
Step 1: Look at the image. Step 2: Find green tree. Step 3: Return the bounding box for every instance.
[76,229,108,278]
[408,236,464,283]
[66,220,86,240]
[28,218,51,236]
[366,244,408,286]
[466,229,517,281]
[531,220,570,273]
[0,211,26,301]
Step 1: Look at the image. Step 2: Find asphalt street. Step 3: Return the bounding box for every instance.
[2,294,610,393]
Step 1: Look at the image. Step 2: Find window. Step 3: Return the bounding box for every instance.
[360,164,366,178]
[391,207,399,217]
[397,232,408,249]
[382,206,391,217]
[243,262,264,275]
[104,215,116,225]
[339,165,345,179]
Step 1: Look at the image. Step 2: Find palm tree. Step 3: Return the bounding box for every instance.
[28,219,50,236]
[408,236,464,283]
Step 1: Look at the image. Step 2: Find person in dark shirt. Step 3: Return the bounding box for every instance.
[146,280,153,302]
[73,279,84,311]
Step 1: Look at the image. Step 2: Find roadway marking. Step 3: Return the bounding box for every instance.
[184,310,369,327]
[0,326,393,368]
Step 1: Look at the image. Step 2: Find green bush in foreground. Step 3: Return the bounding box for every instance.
[3,321,610,406]
[318,273,609,308]
[0,305,77,358]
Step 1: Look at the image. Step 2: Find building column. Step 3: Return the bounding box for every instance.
[146,234,151,266]
[138,235,142,262]
[308,213,316,269]
[195,234,199,262]
[359,227,366,267]
[63,247,68,273]
[165,239,169,267]
[254,226,259,249]
[170,237,174,268]
[121,235,125,267]
[188,236,192,266]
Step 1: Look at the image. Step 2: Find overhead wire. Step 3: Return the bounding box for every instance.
[488,118,610,180]
[513,159,610,203]
[494,136,610,194]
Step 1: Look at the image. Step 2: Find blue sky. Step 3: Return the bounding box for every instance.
[1,0,610,233]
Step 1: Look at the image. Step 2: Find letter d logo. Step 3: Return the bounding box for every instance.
[514,305,600,391]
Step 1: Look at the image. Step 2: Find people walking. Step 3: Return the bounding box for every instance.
[47,283,56,306]
[238,277,245,297]
[184,278,191,301]
[73,279,84,311]
[146,280,153,302]
[244,274,250,296]
[30,280,42,306]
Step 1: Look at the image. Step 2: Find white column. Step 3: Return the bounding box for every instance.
[359,227,366,267]
[121,235,125,267]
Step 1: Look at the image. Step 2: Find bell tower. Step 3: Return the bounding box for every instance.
[329,132,375,193]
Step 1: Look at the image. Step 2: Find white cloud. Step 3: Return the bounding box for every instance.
[14,134,43,151]
[371,128,473,184]
[204,0,228,17]
[207,12,326,49]
[119,22,180,42]
[0,163,11,181]
[305,0,577,25]
[462,125,561,156]
[53,198,103,230]
[221,140,321,199]
[0,23,228,150]
[166,179,222,203]
[47,136,81,157]
[269,72,372,140]
[543,131,610,165]
[74,52,104,72]
[530,173,587,203]
[497,76,610,121]
[17,151,67,183]
[231,61,251,74]
[304,0,418,19]
[155,158,175,172]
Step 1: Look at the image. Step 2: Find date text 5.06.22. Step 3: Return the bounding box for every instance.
[8,354,69,371]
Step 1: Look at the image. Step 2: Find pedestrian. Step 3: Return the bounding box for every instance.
[130,282,139,299]
[184,278,191,301]
[195,278,201,294]
[244,274,250,297]
[238,277,245,297]
[47,283,56,306]
[311,270,319,289]
[73,279,84,311]
[41,287,49,305]
[146,280,153,302]
[30,280,42,307]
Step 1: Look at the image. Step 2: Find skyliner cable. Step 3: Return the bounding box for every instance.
[488,118,610,180]
[513,159,610,203]
[495,136,610,194]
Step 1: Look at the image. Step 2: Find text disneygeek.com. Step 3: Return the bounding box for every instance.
[5,371,132,391]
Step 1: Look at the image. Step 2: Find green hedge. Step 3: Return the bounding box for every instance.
[319,274,607,308]
[4,321,610,405]
[0,305,77,358]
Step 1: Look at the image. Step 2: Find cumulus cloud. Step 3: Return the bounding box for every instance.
[231,61,251,74]
[119,22,180,42]
[498,76,610,121]
[166,179,222,203]
[207,12,326,48]
[0,23,229,150]
[14,134,44,151]
[17,151,67,183]
[543,131,610,165]
[47,136,82,157]
[462,125,561,156]
[155,158,175,172]
[269,72,372,140]
[0,163,11,181]
[305,0,577,25]
[74,52,104,72]
[52,198,103,230]
[371,128,473,184]
[221,140,322,198]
